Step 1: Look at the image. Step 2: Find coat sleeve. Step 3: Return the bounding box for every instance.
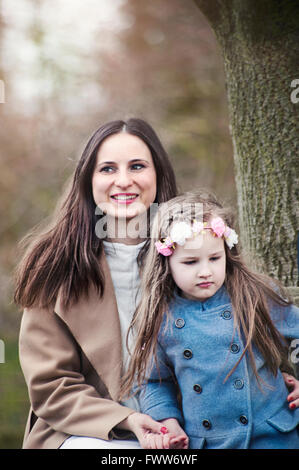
[139,342,184,425]
[19,306,135,441]
[271,302,299,377]
[271,302,299,340]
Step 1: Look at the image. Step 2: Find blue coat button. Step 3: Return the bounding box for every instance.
[202,419,211,429]
[239,415,248,425]
[230,343,240,354]
[234,378,244,389]
[183,349,193,359]
[221,310,232,320]
[193,384,202,393]
[175,318,185,328]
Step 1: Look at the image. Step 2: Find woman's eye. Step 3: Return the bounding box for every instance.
[131,163,145,170]
[99,166,115,173]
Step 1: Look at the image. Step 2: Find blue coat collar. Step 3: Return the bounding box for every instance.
[172,284,231,312]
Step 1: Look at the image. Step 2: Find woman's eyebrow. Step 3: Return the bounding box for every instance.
[128,158,151,164]
[97,158,149,166]
[97,161,115,165]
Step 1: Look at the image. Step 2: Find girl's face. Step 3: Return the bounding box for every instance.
[92,132,157,220]
[169,230,226,302]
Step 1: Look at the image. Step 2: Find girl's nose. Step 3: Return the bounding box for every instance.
[197,265,212,278]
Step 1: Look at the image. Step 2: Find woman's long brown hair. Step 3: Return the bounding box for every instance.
[14,118,177,311]
[121,190,293,398]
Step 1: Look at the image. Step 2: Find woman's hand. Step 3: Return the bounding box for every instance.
[282,373,299,409]
[118,412,166,448]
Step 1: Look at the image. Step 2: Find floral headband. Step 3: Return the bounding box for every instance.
[155,217,238,256]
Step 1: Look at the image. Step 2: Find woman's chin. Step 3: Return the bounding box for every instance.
[111,201,149,219]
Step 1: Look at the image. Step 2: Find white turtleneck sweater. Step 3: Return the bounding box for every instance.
[103,240,146,412]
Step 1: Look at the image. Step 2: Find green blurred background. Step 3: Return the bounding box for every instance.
[0,0,235,448]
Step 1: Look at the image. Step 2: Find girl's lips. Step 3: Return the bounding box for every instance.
[197,282,213,288]
[110,194,139,205]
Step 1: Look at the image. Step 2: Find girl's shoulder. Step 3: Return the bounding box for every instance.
[270,298,299,331]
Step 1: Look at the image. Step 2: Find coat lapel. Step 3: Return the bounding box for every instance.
[53,252,123,401]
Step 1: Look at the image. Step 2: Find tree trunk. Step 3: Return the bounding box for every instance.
[0,0,5,104]
[194,0,299,295]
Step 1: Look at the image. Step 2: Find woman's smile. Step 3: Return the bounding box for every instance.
[110,193,140,204]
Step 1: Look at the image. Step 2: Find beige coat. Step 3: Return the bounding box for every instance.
[18,254,136,449]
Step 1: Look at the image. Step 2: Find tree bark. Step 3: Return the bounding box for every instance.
[194,0,299,289]
[0,0,4,104]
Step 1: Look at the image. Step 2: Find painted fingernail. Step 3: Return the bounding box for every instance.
[290,403,296,409]
[288,396,293,402]
[160,426,168,434]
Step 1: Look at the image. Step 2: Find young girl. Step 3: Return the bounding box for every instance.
[121,190,299,449]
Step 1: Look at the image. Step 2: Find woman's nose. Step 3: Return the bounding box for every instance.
[115,170,133,188]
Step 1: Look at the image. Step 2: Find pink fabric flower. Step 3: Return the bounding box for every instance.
[210,217,226,237]
[164,236,173,248]
[155,241,173,256]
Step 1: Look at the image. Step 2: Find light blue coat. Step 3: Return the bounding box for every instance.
[139,285,299,449]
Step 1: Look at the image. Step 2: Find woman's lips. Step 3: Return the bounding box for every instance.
[110,193,139,205]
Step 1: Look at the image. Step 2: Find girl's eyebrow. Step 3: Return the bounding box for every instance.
[179,255,198,260]
[180,250,224,259]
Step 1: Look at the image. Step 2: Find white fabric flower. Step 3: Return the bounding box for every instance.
[225,228,238,249]
[170,221,193,246]
[192,221,204,234]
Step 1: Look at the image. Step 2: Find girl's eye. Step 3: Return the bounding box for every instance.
[210,256,220,261]
[183,260,196,265]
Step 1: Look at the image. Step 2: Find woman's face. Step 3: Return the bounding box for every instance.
[92,132,157,220]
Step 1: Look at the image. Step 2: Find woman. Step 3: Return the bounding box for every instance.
[14,118,178,449]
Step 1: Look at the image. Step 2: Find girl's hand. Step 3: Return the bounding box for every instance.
[159,418,189,449]
[282,373,299,409]
[117,412,165,448]
[143,431,188,449]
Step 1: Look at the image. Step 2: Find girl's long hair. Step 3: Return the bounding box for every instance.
[14,118,177,311]
[121,190,293,398]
